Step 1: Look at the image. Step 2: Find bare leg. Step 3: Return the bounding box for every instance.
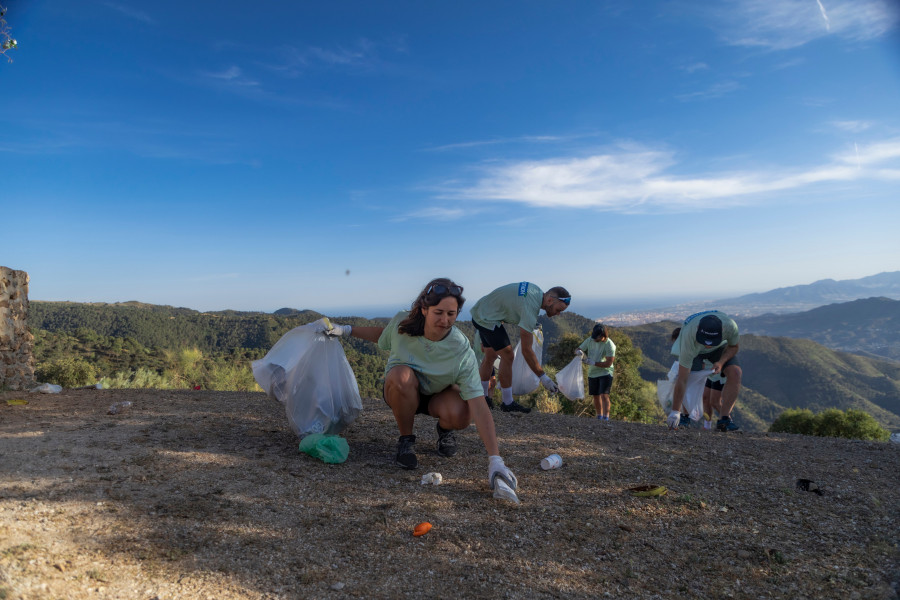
[719,365,742,418]
[600,393,611,418]
[384,366,420,436]
[496,346,515,389]
[479,347,499,383]
[428,386,471,430]
[592,394,602,416]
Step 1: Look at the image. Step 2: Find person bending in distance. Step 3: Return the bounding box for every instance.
[469,282,571,413]
[667,311,742,432]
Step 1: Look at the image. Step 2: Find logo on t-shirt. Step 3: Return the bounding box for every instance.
[518,282,529,296]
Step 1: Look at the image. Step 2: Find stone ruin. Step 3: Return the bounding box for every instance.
[0,266,35,390]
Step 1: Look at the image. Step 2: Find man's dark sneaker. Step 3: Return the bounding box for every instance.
[436,423,458,457]
[485,396,495,410]
[500,400,532,413]
[395,434,418,469]
[716,416,740,432]
[680,413,692,428]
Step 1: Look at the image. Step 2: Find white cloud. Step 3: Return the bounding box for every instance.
[675,81,742,101]
[425,135,576,152]
[392,207,473,222]
[815,0,832,32]
[681,62,709,73]
[437,138,900,212]
[102,2,155,25]
[831,120,874,133]
[835,138,900,165]
[268,38,389,77]
[202,66,259,86]
[714,0,899,50]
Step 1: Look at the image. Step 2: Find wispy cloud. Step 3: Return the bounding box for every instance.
[424,134,585,152]
[713,0,899,50]
[435,138,900,212]
[680,62,709,73]
[101,2,155,25]
[675,81,742,102]
[815,0,832,32]
[831,120,873,133]
[201,66,259,87]
[265,38,394,78]
[392,207,474,222]
[308,40,374,67]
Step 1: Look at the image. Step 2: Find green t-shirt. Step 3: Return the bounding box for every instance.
[579,337,617,377]
[677,310,740,369]
[378,311,483,401]
[470,282,544,332]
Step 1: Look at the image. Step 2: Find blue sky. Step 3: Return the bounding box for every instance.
[2,0,899,318]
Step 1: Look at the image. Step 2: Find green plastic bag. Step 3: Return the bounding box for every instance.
[298,433,349,464]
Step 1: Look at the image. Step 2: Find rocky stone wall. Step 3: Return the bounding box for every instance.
[0,266,35,390]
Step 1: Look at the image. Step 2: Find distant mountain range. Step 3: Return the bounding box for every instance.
[741,297,900,362]
[602,271,900,325]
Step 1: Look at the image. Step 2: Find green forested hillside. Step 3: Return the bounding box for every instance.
[24,301,900,432]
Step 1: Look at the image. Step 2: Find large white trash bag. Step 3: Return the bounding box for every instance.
[252,318,363,437]
[656,361,713,422]
[511,327,543,395]
[557,355,585,401]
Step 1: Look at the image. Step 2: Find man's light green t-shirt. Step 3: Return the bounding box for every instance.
[677,310,740,369]
[579,337,617,377]
[470,282,544,332]
[378,311,483,401]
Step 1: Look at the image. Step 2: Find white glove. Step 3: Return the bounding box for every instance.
[488,455,518,490]
[323,324,352,338]
[667,410,681,430]
[581,354,592,365]
[539,373,558,393]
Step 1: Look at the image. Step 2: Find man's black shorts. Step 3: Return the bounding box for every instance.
[698,345,741,370]
[473,320,512,352]
[705,378,725,391]
[588,374,613,395]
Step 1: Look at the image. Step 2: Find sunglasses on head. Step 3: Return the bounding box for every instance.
[426,284,463,297]
[554,296,571,306]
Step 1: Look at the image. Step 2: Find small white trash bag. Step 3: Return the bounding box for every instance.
[557,355,585,401]
[511,327,544,395]
[656,361,712,422]
[252,318,363,437]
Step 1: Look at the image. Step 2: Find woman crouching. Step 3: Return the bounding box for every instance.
[325,278,517,493]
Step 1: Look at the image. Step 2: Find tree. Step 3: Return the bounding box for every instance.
[36,358,97,388]
[1,4,17,62]
[543,329,662,423]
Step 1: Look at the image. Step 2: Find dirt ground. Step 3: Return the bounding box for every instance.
[0,388,898,600]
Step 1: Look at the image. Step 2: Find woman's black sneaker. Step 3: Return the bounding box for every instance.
[500,400,532,413]
[395,435,418,469]
[436,423,458,457]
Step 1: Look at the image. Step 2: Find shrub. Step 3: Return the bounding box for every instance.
[101,368,171,389]
[769,407,889,441]
[770,408,816,435]
[35,357,96,388]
